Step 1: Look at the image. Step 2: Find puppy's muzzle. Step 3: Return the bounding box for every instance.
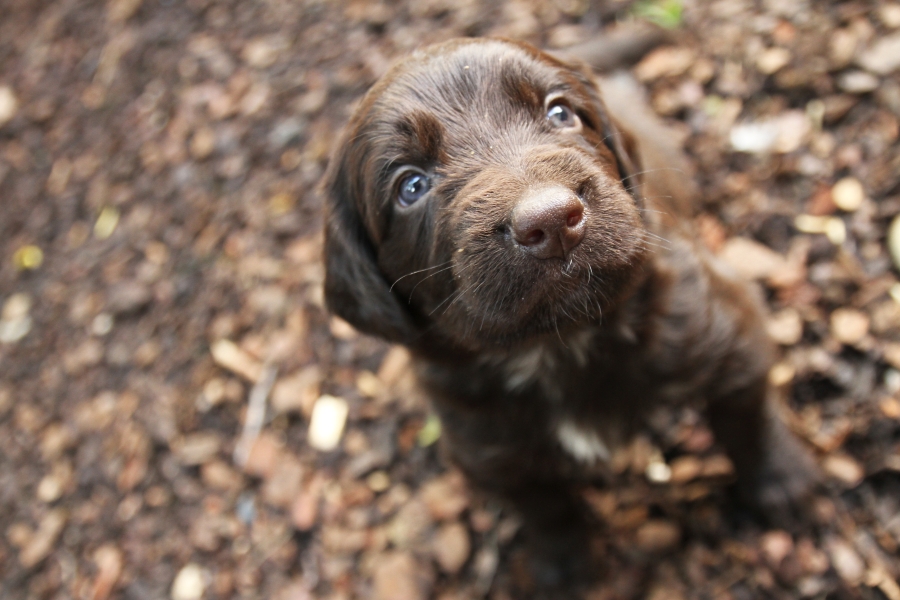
[511,185,586,260]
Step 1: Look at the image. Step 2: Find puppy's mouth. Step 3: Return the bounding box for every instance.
[440,179,646,345]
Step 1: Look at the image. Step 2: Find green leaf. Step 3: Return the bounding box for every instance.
[417,414,442,447]
[633,0,683,29]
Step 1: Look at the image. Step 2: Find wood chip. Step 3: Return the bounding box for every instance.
[823,453,865,487]
[19,509,67,568]
[211,339,263,382]
[308,395,349,451]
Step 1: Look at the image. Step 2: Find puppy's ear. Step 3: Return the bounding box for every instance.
[321,134,419,344]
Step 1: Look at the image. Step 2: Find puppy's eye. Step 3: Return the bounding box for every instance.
[546,101,579,129]
[398,172,431,206]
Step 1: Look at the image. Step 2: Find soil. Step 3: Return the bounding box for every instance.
[2,0,900,599]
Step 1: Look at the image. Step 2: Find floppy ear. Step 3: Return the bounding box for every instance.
[321,133,420,344]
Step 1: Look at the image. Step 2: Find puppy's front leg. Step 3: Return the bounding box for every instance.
[434,400,594,587]
[706,378,819,526]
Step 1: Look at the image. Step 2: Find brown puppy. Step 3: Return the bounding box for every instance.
[322,38,818,585]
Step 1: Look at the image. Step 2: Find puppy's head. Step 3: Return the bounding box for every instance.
[323,38,647,351]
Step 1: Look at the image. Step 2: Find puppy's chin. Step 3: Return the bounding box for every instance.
[431,246,646,350]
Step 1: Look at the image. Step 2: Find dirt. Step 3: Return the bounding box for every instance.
[1,0,900,598]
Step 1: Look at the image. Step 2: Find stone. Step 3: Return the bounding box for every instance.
[756,47,791,75]
[420,471,469,521]
[826,538,865,584]
[189,127,216,160]
[636,520,681,553]
[210,339,263,382]
[760,530,793,567]
[106,282,152,315]
[837,71,880,94]
[19,509,67,568]
[634,47,696,81]
[858,32,900,75]
[830,309,869,345]
[171,563,206,600]
[172,432,222,466]
[261,455,305,508]
[271,366,320,416]
[669,455,703,483]
[91,544,123,600]
[308,395,348,451]
[831,177,865,212]
[432,522,470,574]
[718,237,788,281]
[767,308,803,346]
[242,432,284,478]
[823,453,864,487]
[372,551,429,600]
[0,86,17,126]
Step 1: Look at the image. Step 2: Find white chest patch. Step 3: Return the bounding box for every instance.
[556,420,610,464]
[497,329,596,394]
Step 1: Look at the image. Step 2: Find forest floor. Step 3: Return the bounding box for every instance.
[2,0,900,598]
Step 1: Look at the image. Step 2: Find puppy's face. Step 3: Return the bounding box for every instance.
[324,39,648,351]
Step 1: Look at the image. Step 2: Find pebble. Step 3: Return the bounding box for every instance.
[837,70,880,94]
[432,522,470,574]
[718,238,790,282]
[760,530,794,567]
[880,4,900,28]
[888,215,900,270]
[831,177,865,212]
[242,37,285,68]
[200,460,243,492]
[189,127,216,160]
[767,308,804,346]
[669,455,702,483]
[857,32,900,75]
[830,308,870,345]
[271,366,320,416]
[823,453,865,487]
[106,282,151,315]
[756,47,791,75]
[261,455,304,508]
[291,474,325,531]
[242,432,284,478]
[91,544,123,600]
[307,395,349,451]
[372,551,429,600]
[19,509,67,568]
[0,85,17,126]
[419,472,469,520]
[211,339,263,382]
[171,563,206,600]
[634,47,696,81]
[388,498,433,549]
[636,520,681,553]
[0,293,32,343]
[826,538,865,584]
[172,432,222,466]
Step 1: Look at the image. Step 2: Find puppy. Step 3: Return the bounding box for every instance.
[322,38,818,585]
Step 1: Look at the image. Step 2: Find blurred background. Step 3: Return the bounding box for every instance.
[2,0,900,598]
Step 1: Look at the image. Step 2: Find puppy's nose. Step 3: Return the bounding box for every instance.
[511,186,586,259]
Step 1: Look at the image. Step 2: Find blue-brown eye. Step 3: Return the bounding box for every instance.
[398,172,431,206]
[547,102,578,128]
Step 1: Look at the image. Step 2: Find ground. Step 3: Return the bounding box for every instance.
[2,0,900,598]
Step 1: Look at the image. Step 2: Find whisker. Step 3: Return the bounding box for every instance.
[390,260,452,292]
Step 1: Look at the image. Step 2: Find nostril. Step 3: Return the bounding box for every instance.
[566,208,583,228]
[523,229,545,246]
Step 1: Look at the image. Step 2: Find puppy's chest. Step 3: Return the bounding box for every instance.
[490,331,656,465]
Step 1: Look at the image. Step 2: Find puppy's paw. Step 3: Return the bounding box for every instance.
[526,526,596,590]
[739,436,821,528]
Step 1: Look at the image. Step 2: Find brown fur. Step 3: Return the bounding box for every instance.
[322,38,818,588]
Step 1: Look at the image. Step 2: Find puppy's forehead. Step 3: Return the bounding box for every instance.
[371,40,583,125]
